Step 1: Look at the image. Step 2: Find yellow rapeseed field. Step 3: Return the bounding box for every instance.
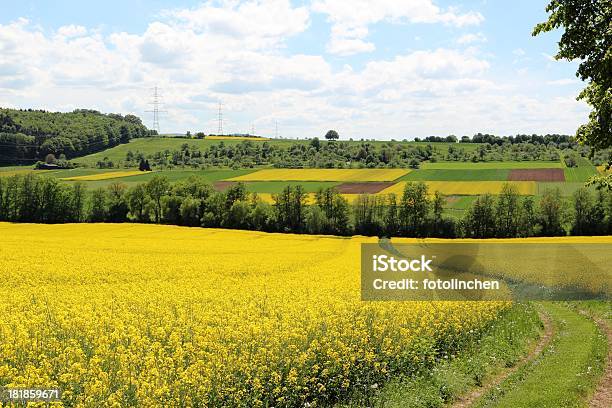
[60,170,146,181]
[0,223,509,407]
[0,169,40,177]
[255,192,363,205]
[227,168,410,182]
[379,181,537,196]
[597,165,611,175]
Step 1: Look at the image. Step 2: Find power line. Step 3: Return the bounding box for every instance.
[146,86,167,133]
[217,102,223,136]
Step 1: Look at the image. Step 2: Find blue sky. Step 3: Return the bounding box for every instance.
[0,0,588,138]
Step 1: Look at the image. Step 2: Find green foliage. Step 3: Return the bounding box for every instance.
[0,108,149,164]
[325,129,339,141]
[3,175,612,238]
[534,0,612,190]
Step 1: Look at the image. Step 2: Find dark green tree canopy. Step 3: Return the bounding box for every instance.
[325,130,339,141]
[533,0,611,165]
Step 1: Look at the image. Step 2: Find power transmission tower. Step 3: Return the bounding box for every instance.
[217,102,223,135]
[251,124,255,136]
[146,86,167,133]
[275,120,278,139]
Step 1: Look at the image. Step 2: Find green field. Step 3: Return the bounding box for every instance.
[564,167,598,182]
[401,169,510,181]
[72,138,261,166]
[537,182,598,196]
[422,161,563,170]
[72,137,487,167]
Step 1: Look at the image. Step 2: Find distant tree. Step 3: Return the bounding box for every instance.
[571,188,592,235]
[119,125,130,144]
[305,204,327,234]
[225,183,248,210]
[146,176,169,223]
[495,183,521,237]
[107,182,129,222]
[539,188,567,236]
[519,196,539,237]
[310,137,321,150]
[430,191,445,235]
[186,131,192,138]
[463,194,496,238]
[127,184,149,222]
[45,153,56,164]
[227,201,251,229]
[384,194,399,237]
[399,182,430,236]
[250,201,274,231]
[195,132,206,139]
[179,197,201,227]
[70,182,86,222]
[325,130,339,141]
[89,188,108,222]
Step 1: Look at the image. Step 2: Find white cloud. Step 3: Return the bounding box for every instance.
[513,48,525,56]
[456,32,486,45]
[0,2,588,138]
[56,25,87,38]
[312,0,484,55]
[163,0,309,49]
[547,78,580,86]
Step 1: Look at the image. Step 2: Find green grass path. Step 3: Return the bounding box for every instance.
[474,302,607,408]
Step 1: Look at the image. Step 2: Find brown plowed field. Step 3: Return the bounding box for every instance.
[213,181,236,191]
[508,168,565,181]
[334,182,396,194]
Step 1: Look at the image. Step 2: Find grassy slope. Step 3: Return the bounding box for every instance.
[72,138,485,167]
[473,302,607,408]
[72,138,258,166]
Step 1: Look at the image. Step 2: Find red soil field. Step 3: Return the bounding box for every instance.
[213,181,236,191]
[335,182,395,194]
[508,168,565,182]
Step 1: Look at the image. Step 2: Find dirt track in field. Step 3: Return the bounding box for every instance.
[334,182,395,194]
[588,316,611,408]
[508,168,565,181]
[452,310,554,408]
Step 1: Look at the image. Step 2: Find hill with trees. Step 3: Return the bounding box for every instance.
[0,108,151,164]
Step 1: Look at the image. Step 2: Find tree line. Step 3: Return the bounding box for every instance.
[0,108,152,164]
[2,173,612,238]
[99,138,601,171]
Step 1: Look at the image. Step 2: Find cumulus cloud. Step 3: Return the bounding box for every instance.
[456,32,486,45]
[312,0,484,55]
[0,1,587,138]
[56,24,87,38]
[163,0,309,48]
